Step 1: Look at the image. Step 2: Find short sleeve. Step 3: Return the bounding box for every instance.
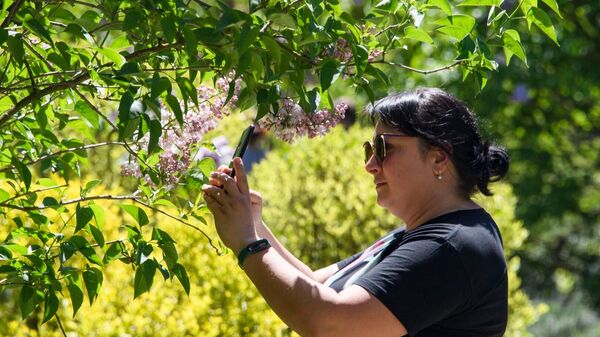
[336,252,361,270]
[354,238,471,336]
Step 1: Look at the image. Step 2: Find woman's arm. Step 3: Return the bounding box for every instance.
[202,158,407,337]
[241,245,406,337]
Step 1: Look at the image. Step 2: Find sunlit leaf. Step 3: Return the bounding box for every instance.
[120,205,149,226]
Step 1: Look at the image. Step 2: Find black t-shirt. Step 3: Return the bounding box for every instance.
[324,208,508,337]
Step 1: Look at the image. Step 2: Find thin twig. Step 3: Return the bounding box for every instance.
[0,195,217,250]
[370,60,466,75]
[0,0,24,29]
[0,142,125,173]
[1,184,68,203]
[55,314,67,337]
[0,43,182,127]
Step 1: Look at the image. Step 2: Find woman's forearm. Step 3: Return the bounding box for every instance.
[241,248,341,337]
[255,221,317,279]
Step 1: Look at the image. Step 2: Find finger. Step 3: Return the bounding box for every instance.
[233,157,250,194]
[202,184,226,205]
[211,172,240,196]
[203,193,224,216]
[217,165,233,175]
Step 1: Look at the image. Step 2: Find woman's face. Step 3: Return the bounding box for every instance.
[365,122,439,218]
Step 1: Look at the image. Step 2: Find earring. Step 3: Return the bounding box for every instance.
[435,172,443,180]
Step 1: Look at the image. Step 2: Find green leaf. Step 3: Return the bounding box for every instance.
[0,245,12,260]
[19,286,35,319]
[42,291,59,323]
[118,91,134,122]
[319,59,342,91]
[458,0,501,6]
[82,179,102,196]
[60,242,76,263]
[261,36,281,68]
[88,225,105,247]
[435,15,476,40]
[160,242,179,267]
[152,228,175,244]
[83,268,103,305]
[42,197,59,207]
[160,15,177,42]
[527,8,559,45]
[503,29,528,66]
[12,158,31,191]
[172,263,190,295]
[404,26,434,44]
[75,203,94,232]
[0,188,11,202]
[134,260,156,298]
[67,274,84,317]
[540,0,561,17]
[151,73,171,99]
[6,35,25,62]
[198,157,217,180]
[120,204,149,226]
[427,0,452,16]
[97,47,125,67]
[123,9,144,31]
[183,27,198,59]
[103,242,124,264]
[146,118,162,154]
[75,101,99,129]
[70,236,102,265]
[89,204,105,229]
[269,13,297,29]
[165,95,184,127]
[23,14,53,45]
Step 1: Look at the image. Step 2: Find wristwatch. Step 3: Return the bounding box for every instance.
[237,238,271,268]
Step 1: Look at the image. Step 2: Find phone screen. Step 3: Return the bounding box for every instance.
[229,124,255,178]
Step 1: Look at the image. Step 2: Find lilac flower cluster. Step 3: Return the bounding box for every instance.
[258,98,349,143]
[120,73,241,186]
[332,39,353,63]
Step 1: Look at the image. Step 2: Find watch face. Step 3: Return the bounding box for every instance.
[248,239,269,252]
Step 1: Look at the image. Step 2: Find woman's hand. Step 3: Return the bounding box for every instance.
[209,164,263,226]
[202,158,259,253]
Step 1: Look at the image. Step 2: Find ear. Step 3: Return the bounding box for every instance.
[429,146,450,174]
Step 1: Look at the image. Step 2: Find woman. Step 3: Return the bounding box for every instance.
[202,88,510,337]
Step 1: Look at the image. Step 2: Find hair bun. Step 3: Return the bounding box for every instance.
[487,145,509,182]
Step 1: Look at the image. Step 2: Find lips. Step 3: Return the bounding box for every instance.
[375,181,387,188]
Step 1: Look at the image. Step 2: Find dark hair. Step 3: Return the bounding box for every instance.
[367,88,509,196]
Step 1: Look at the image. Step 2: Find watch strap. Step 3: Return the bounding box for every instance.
[237,238,270,268]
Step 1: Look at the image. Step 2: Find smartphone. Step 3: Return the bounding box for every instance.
[229,124,255,178]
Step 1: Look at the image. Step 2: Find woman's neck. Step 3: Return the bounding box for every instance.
[402,196,479,232]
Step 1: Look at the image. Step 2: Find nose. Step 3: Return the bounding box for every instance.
[365,154,381,175]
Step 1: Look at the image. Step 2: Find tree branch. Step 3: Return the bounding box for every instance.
[373,60,466,75]
[0,42,183,128]
[0,0,24,29]
[0,195,218,250]
[0,142,125,173]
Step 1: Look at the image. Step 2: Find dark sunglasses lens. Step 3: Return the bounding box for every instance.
[375,135,385,163]
[363,142,373,163]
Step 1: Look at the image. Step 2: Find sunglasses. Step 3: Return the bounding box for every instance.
[363,133,412,165]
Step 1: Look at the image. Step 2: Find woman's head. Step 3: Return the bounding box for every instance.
[366,88,509,197]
